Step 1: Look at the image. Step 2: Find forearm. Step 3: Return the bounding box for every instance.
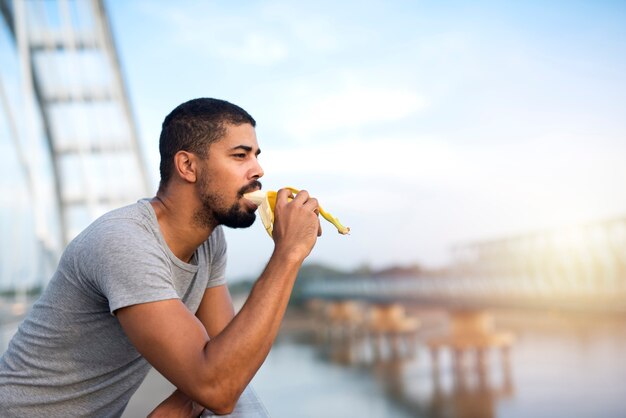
[196,249,302,405]
[210,248,300,359]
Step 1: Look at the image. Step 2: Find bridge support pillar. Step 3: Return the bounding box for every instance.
[427,310,514,375]
[365,303,420,360]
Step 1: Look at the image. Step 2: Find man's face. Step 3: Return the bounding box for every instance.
[193,123,264,229]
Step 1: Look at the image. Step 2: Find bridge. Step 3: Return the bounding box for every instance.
[1,0,149,294]
[298,216,626,393]
[302,216,626,314]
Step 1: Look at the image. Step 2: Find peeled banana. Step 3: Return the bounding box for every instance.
[244,187,350,237]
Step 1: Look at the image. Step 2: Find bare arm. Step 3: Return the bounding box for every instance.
[196,284,236,338]
[117,189,320,415]
[147,285,235,417]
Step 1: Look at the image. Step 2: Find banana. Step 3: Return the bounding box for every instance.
[244,187,350,237]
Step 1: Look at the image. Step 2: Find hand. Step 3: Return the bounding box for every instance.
[148,389,205,418]
[271,188,322,262]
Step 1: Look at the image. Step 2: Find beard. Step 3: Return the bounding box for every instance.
[193,171,260,229]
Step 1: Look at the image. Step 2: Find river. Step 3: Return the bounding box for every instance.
[250,307,626,418]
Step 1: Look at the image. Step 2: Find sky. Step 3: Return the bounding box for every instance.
[2,0,626,282]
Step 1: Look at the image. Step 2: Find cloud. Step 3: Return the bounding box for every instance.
[282,85,429,138]
[133,1,400,67]
[137,2,289,66]
[262,134,457,192]
[213,32,288,65]
[258,1,368,54]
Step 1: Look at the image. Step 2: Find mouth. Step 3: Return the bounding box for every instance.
[239,180,261,194]
[243,189,266,205]
[240,185,263,210]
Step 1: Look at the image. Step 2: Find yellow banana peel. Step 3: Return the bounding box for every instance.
[244,187,350,237]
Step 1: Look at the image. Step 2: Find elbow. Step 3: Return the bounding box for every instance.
[201,398,237,416]
[208,402,236,416]
[205,392,238,416]
[196,384,241,415]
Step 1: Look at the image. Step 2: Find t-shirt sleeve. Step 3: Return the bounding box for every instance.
[75,219,179,314]
[206,226,227,289]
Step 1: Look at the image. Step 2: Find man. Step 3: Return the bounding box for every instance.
[0,98,322,416]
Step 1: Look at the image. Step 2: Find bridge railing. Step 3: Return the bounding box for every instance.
[301,270,626,313]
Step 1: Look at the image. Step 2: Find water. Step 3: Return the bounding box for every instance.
[254,342,415,418]
[252,310,626,418]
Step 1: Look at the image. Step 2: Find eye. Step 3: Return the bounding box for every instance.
[233,153,246,159]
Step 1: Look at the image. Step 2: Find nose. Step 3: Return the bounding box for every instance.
[251,157,264,180]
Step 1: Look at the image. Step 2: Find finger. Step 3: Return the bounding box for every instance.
[303,197,319,212]
[275,188,293,206]
[317,218,323,237]
[292,189,310,204]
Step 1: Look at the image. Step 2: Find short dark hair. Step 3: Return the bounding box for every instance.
[158,98,256,191]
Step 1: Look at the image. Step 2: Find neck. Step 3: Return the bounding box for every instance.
[150,191,215,263]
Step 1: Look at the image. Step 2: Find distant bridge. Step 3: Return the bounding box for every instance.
[302,217,626,313]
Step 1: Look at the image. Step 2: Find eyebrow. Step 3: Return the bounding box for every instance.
[231,145,261,156]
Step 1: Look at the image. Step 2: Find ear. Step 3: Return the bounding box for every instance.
[173,151,199,183]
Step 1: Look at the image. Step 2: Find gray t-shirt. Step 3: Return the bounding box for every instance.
[0,199,227,417]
